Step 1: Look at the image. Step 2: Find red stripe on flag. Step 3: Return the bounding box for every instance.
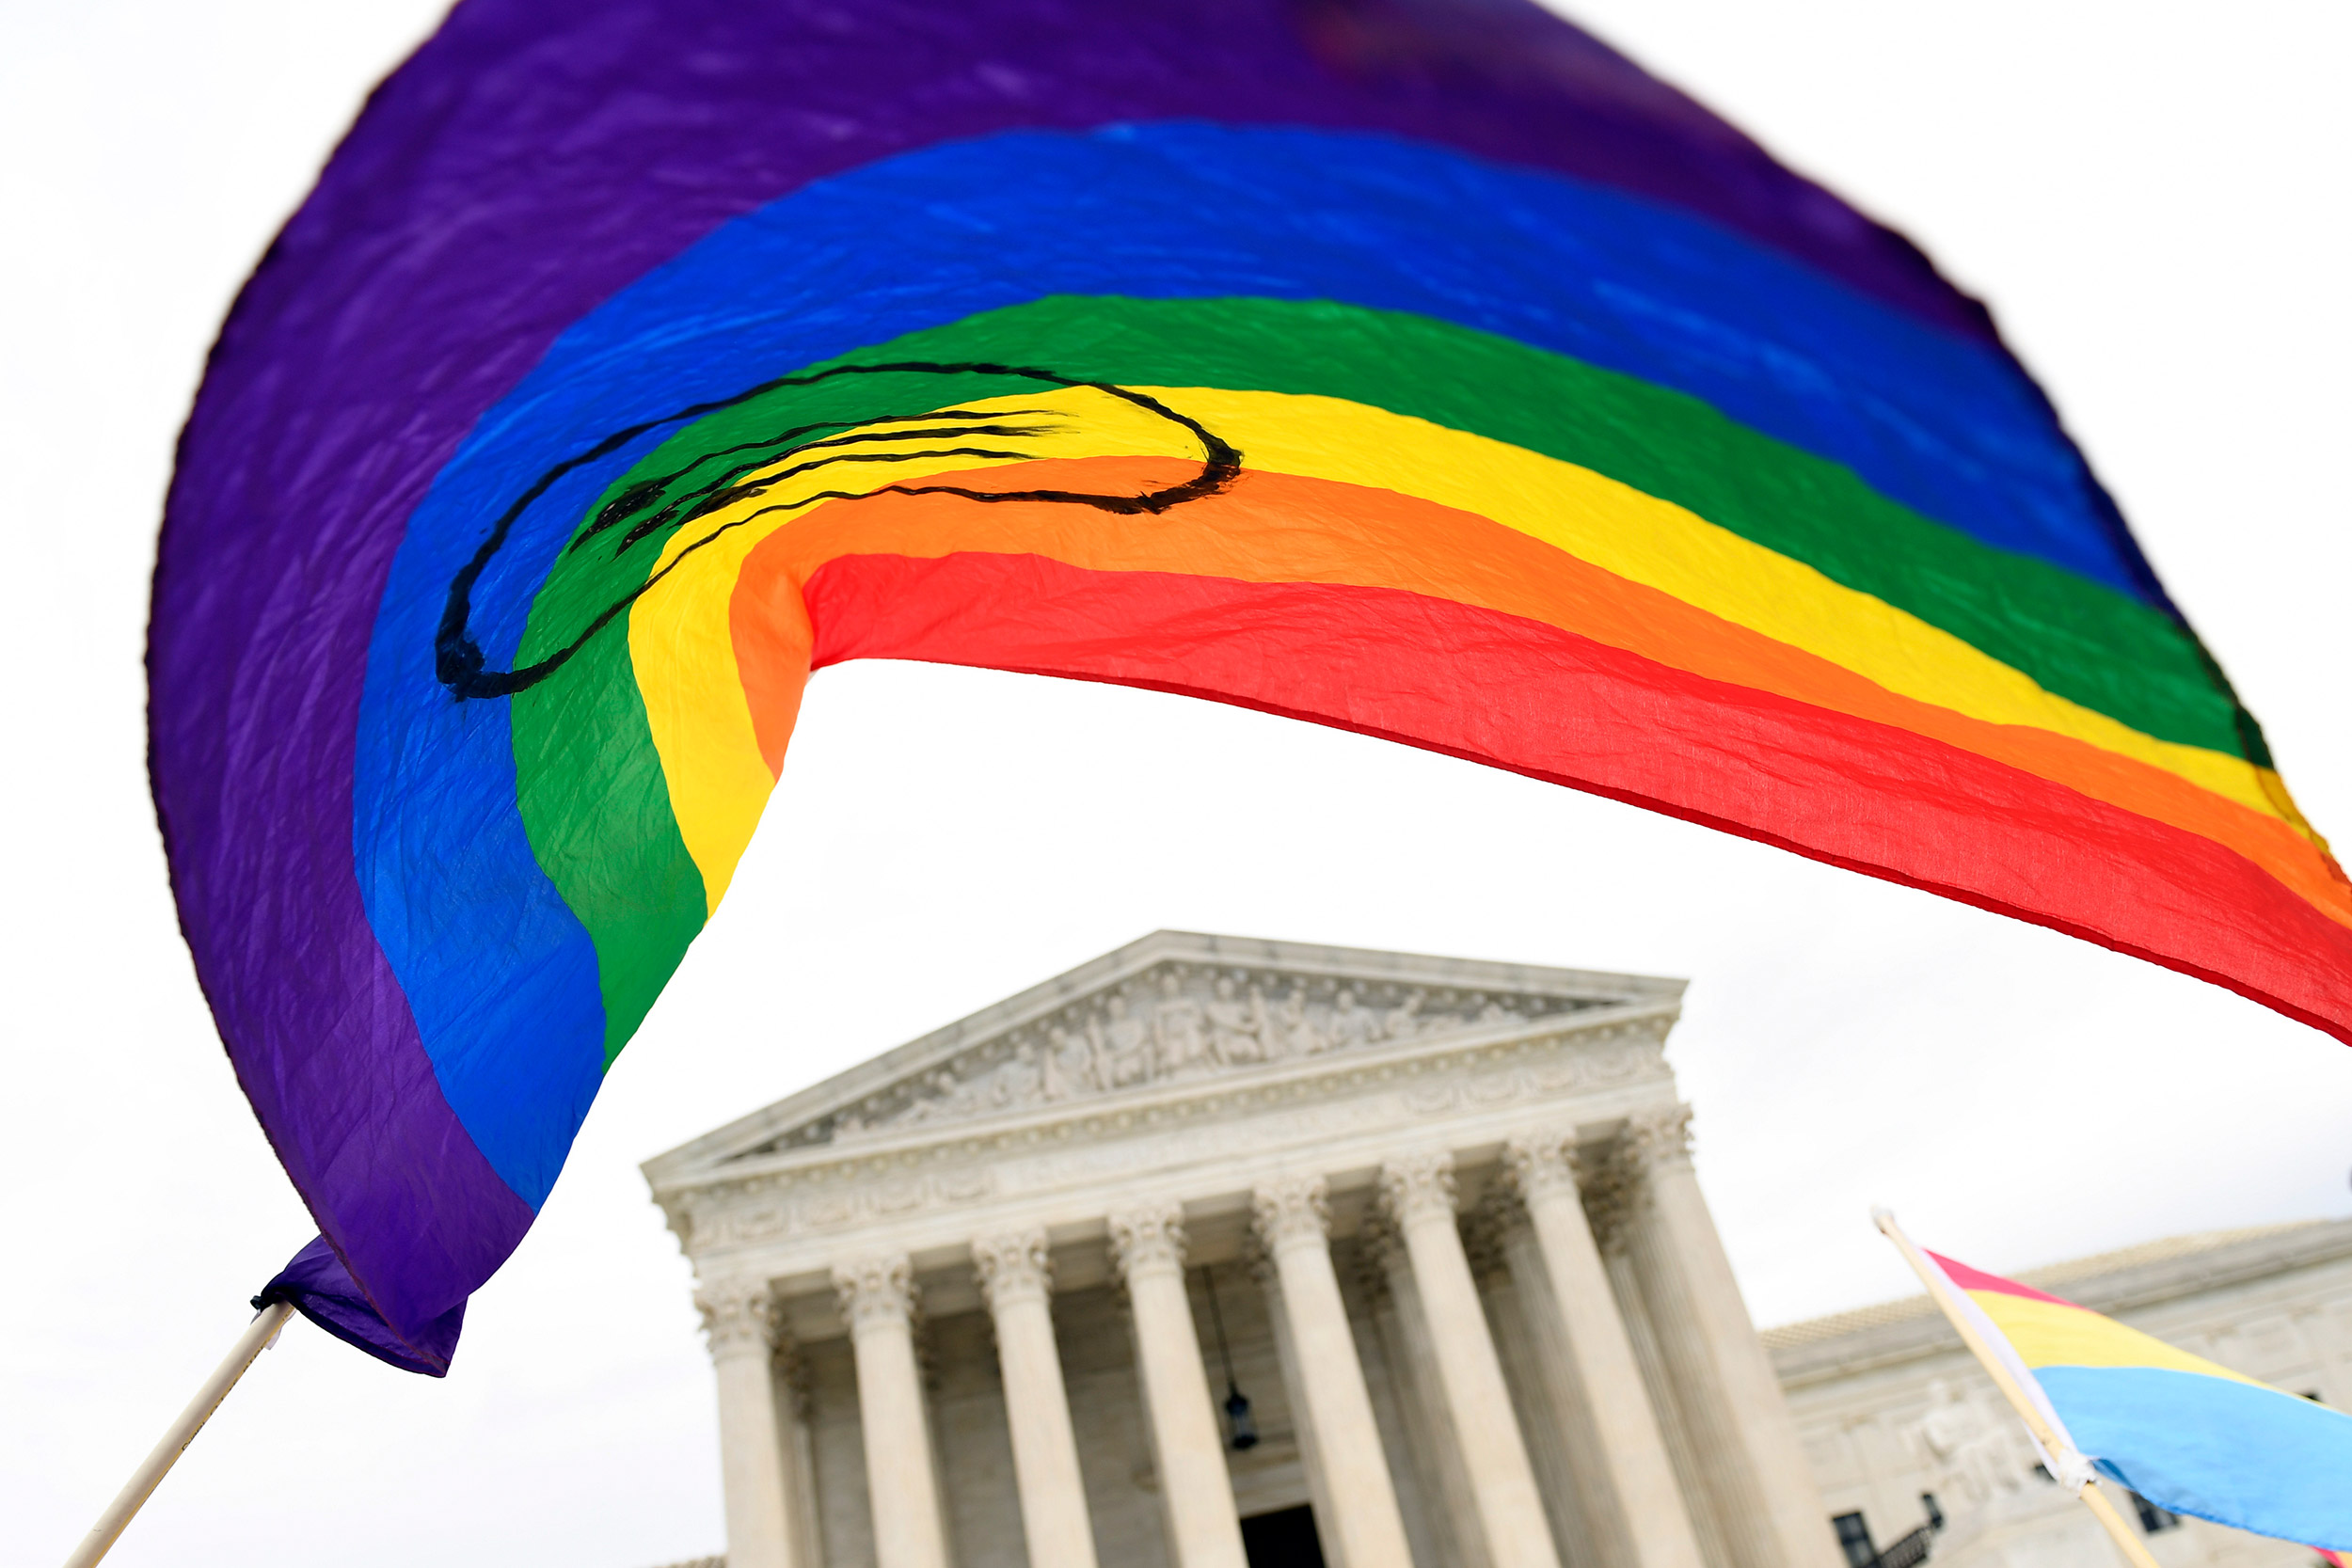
[799,551,2352,1044]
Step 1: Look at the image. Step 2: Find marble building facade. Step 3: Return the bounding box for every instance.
[644,932,1846,1568]
[1770,1218,2352,1568]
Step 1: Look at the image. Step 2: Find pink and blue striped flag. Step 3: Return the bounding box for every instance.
[1920,1248,2352,1548]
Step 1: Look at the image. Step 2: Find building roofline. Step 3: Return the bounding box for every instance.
[1766,1215,2352,1386]
[642,930,1684,1184]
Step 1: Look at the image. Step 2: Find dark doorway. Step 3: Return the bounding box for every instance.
[1834,1512,1878,1568]
[1241,1504,1327,1567]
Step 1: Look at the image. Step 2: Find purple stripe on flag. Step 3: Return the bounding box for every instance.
[257,1236,468,1377]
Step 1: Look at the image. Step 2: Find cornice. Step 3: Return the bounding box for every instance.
[642,932,1683,1187]
[652,1004,1677,1239]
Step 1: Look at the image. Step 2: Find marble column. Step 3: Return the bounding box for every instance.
[1465,1198,1594,1568]
[1366,1214,1488,1568]
[697,1278,806,1568]
[1249,1251,1346,1568]
[1503,1131,1706,1568]
[1624,1107,1841,1568]
[1253,1174,1416,1568]
[974,1228,1100,1568]
[1380,1151,1562,1568]
[1588,1160,1731,1568]
[834,1252,951,1568]
[778,1347,826,1568]
[1352,1236,1454,1568]
[1613,1127,1769,1568]
[1107,1202,1249,1568]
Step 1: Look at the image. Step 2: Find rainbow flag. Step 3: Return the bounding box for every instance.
[1921,1249,2352,1547]
[147,0,2350,1369]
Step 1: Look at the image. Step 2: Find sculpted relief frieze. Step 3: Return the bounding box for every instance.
[744,962,1610,1156]
[676,1023,1671,1253]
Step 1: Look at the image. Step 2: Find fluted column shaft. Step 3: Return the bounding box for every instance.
[1251,1256,1347,1568]
[1109,1203,1249,1568]
[1467,1204,1591,1561]
[1628,1108,1840,1568]
[1254,1177,1414,1568]
[834,1253,950,1568]
[1597,1210,1731,1568]
[698,1280,804,1568]
[1368,1220,1487,1568]
[1619,1134,1772,1568]
[1355,1241,1453,1568]
[1381,1152,1561,1568]
[1505,1132,1705,1568]
[975,1229,1100,1568]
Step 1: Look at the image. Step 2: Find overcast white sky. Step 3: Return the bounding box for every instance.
[3,3,2346,1564]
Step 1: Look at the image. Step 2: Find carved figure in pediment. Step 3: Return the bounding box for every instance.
[1044,1025,1096,1100]
[1384,988,1426,1038]
[1477,995,1520,1028]
[1102,994,1154,1087]
[1327,988,1380,1050]
[899,1067,962,1123]
[1153,971,1212,1077]
[1270,985,1324,1056]
[996,1043,1044,1108]
[1289,991,1327,1053]
[1205,975,1265,1065]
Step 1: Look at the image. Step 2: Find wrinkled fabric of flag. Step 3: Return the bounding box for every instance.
[148,0,2351,1371]
[1920,1249,2352,1549]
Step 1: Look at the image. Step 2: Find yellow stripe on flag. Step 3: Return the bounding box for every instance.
[1965,1291,2263,1386]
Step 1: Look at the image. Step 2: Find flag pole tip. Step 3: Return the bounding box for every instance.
[1869,1205,1896,1229]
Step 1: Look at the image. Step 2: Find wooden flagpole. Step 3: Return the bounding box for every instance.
[1871,1208,2161,1568]
[61,1300,297,1568]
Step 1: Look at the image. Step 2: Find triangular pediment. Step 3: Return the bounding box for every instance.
[644,931,1682,1184]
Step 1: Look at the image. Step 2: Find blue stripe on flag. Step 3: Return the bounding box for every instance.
[2039,1364,2352,1548]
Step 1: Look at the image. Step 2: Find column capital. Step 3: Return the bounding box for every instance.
[1462,1187,1520,1285]
[1251,1173,1332,1255]
[973,1227,1054,1312]
[1580,1143,1645,1256]
[1353,1208,1406,1300]
[1106,1200,1188,1283]
[1502,1128,1586,1202]
[833,1251,918,1331]
[1378,1148,1459,1228]
[1245,1238,1281,1291]
[695,1276,782,1360]
[1624,1103,1696,1172]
